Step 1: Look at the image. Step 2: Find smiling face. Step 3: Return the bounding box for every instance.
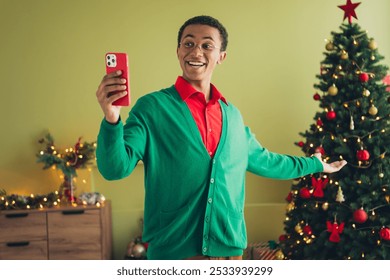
[177,24,227,88]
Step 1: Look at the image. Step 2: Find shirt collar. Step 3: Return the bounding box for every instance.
[174,76,228,105]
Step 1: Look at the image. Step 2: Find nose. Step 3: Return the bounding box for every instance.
[190,44,203,56]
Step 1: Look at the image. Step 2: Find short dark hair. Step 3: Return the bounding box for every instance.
[177,15,228,51]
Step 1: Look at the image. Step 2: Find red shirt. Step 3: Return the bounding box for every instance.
[175,76,228,157]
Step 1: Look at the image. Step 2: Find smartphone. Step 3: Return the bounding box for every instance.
[105,52,130,106]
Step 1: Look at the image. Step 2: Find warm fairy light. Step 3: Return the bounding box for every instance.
[51,146,55,150]
[12,200,15,205]
[82,179,87,184]
[343,138,347,142]
[362,252,365,258]
[361,116,366,121]
[96,202,101,207]
[40,151,44,155]
[339,155,344,160]
[372,211,375,216]
[296,240,300,244]
[357,138,361,143]
[53,201,58,206]
[39,204,43,208]
[27,205,30,209]
[285,217,290,221]
[357,180,362,184]
[352,224,356,229]
[43,197,47,202]
[309,143,314,148]
[381,129,385,133]
[30,194,34,198]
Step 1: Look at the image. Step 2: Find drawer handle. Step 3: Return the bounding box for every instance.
[5,213,29,218]
[62,210,85,215]
[6,241,30,247]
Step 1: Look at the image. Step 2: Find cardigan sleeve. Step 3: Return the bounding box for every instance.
[245,127,323,179]
[96,101,147,180]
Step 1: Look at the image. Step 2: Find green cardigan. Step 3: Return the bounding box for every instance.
[96,85,323,260]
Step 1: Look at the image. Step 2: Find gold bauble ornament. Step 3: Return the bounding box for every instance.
[340,50,348,60]
[328,84,338,96]
[362,89,370,97]
[275,250,284,260]
[286,202,295,212]
[369,105,378,116]
[325,42,334,51]
[322,202,329,211]
[295,224,302,233]
[368,39,377,50]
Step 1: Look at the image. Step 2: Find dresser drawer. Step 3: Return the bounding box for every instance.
[0,212,47,242]
[0,240,48,260]
[48,209,102,259]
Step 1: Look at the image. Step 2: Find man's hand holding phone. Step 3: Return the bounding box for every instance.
[96,70,128,124]
[96,52,130,124]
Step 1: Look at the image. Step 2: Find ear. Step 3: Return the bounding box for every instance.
[217,51,227,64]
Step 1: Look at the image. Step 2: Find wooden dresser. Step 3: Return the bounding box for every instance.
[0,201,112,260]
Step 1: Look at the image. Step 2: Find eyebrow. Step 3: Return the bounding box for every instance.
[183,34,215,41]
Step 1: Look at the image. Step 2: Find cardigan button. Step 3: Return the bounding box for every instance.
[208,198,213,204]
[210,178,214,183]
[203,247,208,253]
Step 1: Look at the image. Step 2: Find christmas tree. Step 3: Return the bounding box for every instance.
[279,0,390,260]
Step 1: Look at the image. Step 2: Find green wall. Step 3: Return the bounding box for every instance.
[1,0,389,259]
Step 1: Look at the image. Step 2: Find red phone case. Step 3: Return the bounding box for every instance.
[105,52,130,106]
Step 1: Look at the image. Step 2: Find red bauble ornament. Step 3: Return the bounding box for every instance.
[297,141,304,147]
[356,149,370,161]
[353,208,368,223]
[316,118,323,126]
[315,146,325,155]
[278,234,287,242]
[359,72,369,83]
[313,93,321,101]
[326,110,336,120]
[379,228,390,241]
[299,187,311,199]
[303,225,313,235]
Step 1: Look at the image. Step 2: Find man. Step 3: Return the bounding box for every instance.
[95,15,346,260]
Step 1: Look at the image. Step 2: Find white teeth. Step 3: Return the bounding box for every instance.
[188,62,204,66]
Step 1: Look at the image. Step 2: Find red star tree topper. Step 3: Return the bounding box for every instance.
[338,0,361,24]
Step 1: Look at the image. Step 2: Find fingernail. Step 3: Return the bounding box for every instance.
[117,70,122,75]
